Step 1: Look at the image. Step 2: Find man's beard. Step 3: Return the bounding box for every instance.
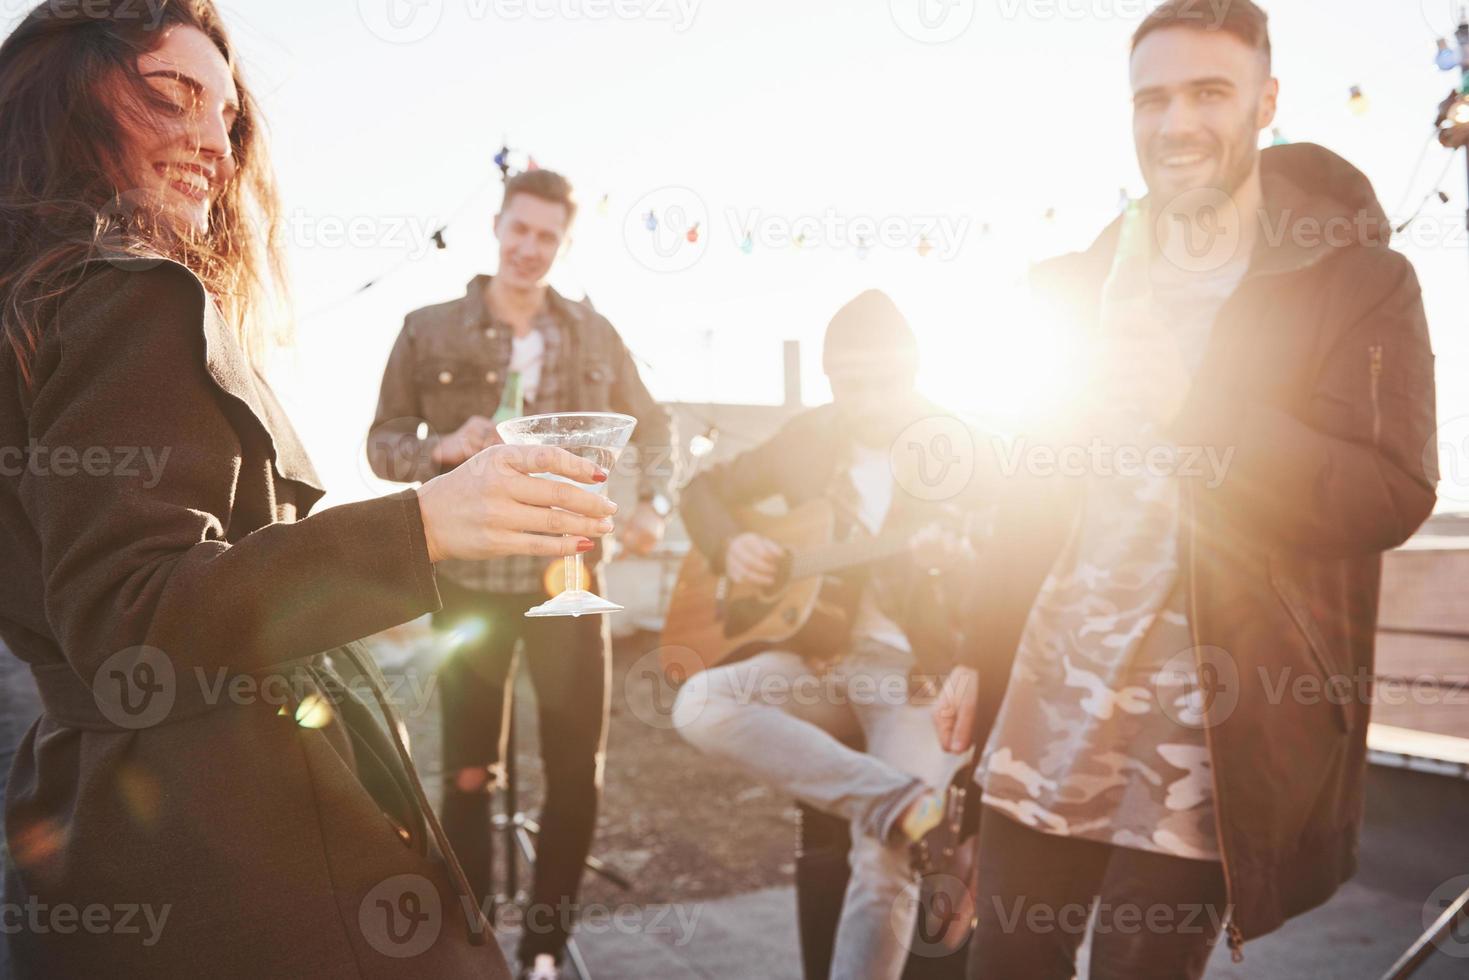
[1145,115,1259,199]
[1213,119,1259,197]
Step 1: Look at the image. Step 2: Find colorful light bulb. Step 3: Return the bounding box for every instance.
[1439,39,1461,72]
[1348,86,1370,117]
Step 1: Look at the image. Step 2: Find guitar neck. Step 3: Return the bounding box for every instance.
[790,532,914,580]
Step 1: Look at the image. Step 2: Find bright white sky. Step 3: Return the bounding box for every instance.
[7,0,1468,508]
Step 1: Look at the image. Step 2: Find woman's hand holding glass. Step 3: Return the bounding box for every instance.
[414,444,617,562]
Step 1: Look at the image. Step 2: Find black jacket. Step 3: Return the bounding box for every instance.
[961,144,1438,954]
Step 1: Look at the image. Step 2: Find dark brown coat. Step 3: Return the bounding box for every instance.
[0,258,508,978]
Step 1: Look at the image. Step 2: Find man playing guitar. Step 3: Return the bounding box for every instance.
[672,290,986,980]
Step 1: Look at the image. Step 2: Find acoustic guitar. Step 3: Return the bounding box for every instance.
[659,497,945,682]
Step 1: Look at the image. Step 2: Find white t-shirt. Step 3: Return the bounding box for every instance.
[509,329,546,406]
[846,443,911,654]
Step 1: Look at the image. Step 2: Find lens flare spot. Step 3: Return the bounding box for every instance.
[8,817,64,869]
[543,559,591,597]
[116,762,161,830]
[444,617,488,652]
[294,693,334,730]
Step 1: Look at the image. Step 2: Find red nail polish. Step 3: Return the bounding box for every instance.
[592,471,608,484]
[576,538,595,553]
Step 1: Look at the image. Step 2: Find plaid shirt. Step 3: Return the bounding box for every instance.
[368,275,675,597]
[438,302,569,595]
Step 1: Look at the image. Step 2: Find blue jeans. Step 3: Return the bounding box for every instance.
[673,638,956,980]
[0,643,41,979]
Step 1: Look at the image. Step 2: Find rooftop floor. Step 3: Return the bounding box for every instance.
[376,618,1469,980]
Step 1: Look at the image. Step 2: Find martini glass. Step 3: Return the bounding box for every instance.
[496,412,637,617]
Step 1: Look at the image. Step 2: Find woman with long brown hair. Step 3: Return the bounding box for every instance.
[0,3,614,976]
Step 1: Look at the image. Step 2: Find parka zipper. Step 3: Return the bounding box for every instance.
[1184,480,1245,963]
[1110,213,1340,963]
[1368,345,1384,447]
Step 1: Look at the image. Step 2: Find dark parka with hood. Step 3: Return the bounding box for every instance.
[959,143,1439,957]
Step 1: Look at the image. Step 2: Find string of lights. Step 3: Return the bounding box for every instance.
[287,47,1430,436]
[296,72,1392,324]
[1395,150,1461,234]
[1391,129,1453,221]
[1428,8,1469,268]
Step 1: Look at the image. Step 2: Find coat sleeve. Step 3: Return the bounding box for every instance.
[21,263,442,681]
[679,412,812,573]
[367,319,444,484]
[1172,250,1438,558]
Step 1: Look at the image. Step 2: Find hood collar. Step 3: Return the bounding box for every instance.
[1080,142,1393,279]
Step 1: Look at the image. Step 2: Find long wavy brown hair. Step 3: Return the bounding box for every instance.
[0,0,286,388]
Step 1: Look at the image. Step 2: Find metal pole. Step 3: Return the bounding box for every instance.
[1460,16,1469,267]
[783,339,802,408]
[1379,884,1469,980]
[504,699,520,904]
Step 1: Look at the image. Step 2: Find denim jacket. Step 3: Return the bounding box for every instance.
[367,276,676,502]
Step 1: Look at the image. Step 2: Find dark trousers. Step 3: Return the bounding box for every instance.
[433,576,610,964]
[968,806,1228,980]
